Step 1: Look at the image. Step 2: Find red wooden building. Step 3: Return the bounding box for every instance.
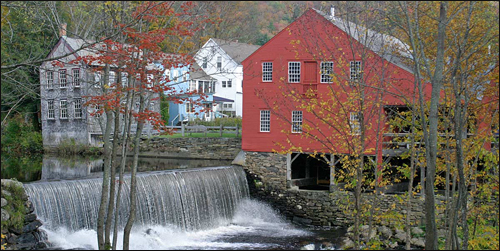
[241,8,434,190]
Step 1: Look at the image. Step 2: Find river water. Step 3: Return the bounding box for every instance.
[4,154,346,250]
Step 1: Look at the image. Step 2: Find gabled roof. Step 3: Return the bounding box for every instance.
[48,36,168,70]
[189,61,216,81]
[312,8,414,73]
[210,38,260,65]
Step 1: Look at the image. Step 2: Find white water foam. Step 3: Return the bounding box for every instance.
[42,199,310,250]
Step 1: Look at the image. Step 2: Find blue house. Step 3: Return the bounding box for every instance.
[164,61,232,126]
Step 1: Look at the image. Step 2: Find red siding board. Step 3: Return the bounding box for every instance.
[242,9,432,155]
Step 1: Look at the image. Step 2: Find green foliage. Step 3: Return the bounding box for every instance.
[1,180,26,231]
[53,138,103,155]
[1,154,42,182]
[1,117,43,155]
[160,95,169,123]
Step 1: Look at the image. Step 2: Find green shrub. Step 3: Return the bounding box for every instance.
[1,117,43,155]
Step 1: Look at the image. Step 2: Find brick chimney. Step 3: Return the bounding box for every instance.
[59,23,67,38]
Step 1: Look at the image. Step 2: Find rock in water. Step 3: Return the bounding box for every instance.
[300,244,315,250]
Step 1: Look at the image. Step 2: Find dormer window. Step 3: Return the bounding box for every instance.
[217,56,222,71]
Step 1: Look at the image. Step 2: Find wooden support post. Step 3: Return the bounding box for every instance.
[181,123,185,136]
[236,124,239,137]
[220,124,223,137]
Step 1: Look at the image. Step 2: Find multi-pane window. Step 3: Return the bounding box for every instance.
[146,73,153,88]
[74,99,82,118]
[202,57,208,69]
[320,62,334,83]
[222,80,232,88]
[59,69,67,88]
[47,71,54,89]
[72,69,80,88]
[121,72,128,87]
[94,72,102,88]
[262,62,273,82]
[217,56,222,71]
[350,61,362,81]
[109,71,116,86]
[223,103,233,109]
[185,102,194,113]
[198,81,214,93]
[47,100,55,119]
[260,110,271,132]
[350,112,361,135]
[95,104,102,118]
[189,80,197,91]
[60,100,68,119]
[288,62,301,83]
[292,110,303,133]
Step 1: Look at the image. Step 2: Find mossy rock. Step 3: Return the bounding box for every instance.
[1,179,27,230]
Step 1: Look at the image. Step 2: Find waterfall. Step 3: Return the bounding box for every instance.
[24,166,249,232]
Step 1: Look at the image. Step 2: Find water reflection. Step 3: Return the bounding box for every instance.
[2,154,232,183]
[1,154,43,182]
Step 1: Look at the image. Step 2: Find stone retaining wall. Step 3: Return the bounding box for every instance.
[1,179,47,250]
[137,137,241,160]
[242,151,435,227]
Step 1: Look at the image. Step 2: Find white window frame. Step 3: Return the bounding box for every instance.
[350,112,361,135]
[217,56,222,71]
[146,73,154,88]
[47,71,54,89]
[94,72,102,88]
[59,69,67,88]
[262,62,273,82]
[121,72,128,87]
[60,100,68,119]
[109,71,116,86]
[202,57,208,69]
[74,99,82,119]
[288,62,301,83]
[72,69,80,88]
[320,62,334,83]
[189,80,197,91]
[350,61,362,81]
[292,110,303,133]
[47,100,55,119]
[260,110,271,132]
[223,103,233,109]
[185,102,194,113]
